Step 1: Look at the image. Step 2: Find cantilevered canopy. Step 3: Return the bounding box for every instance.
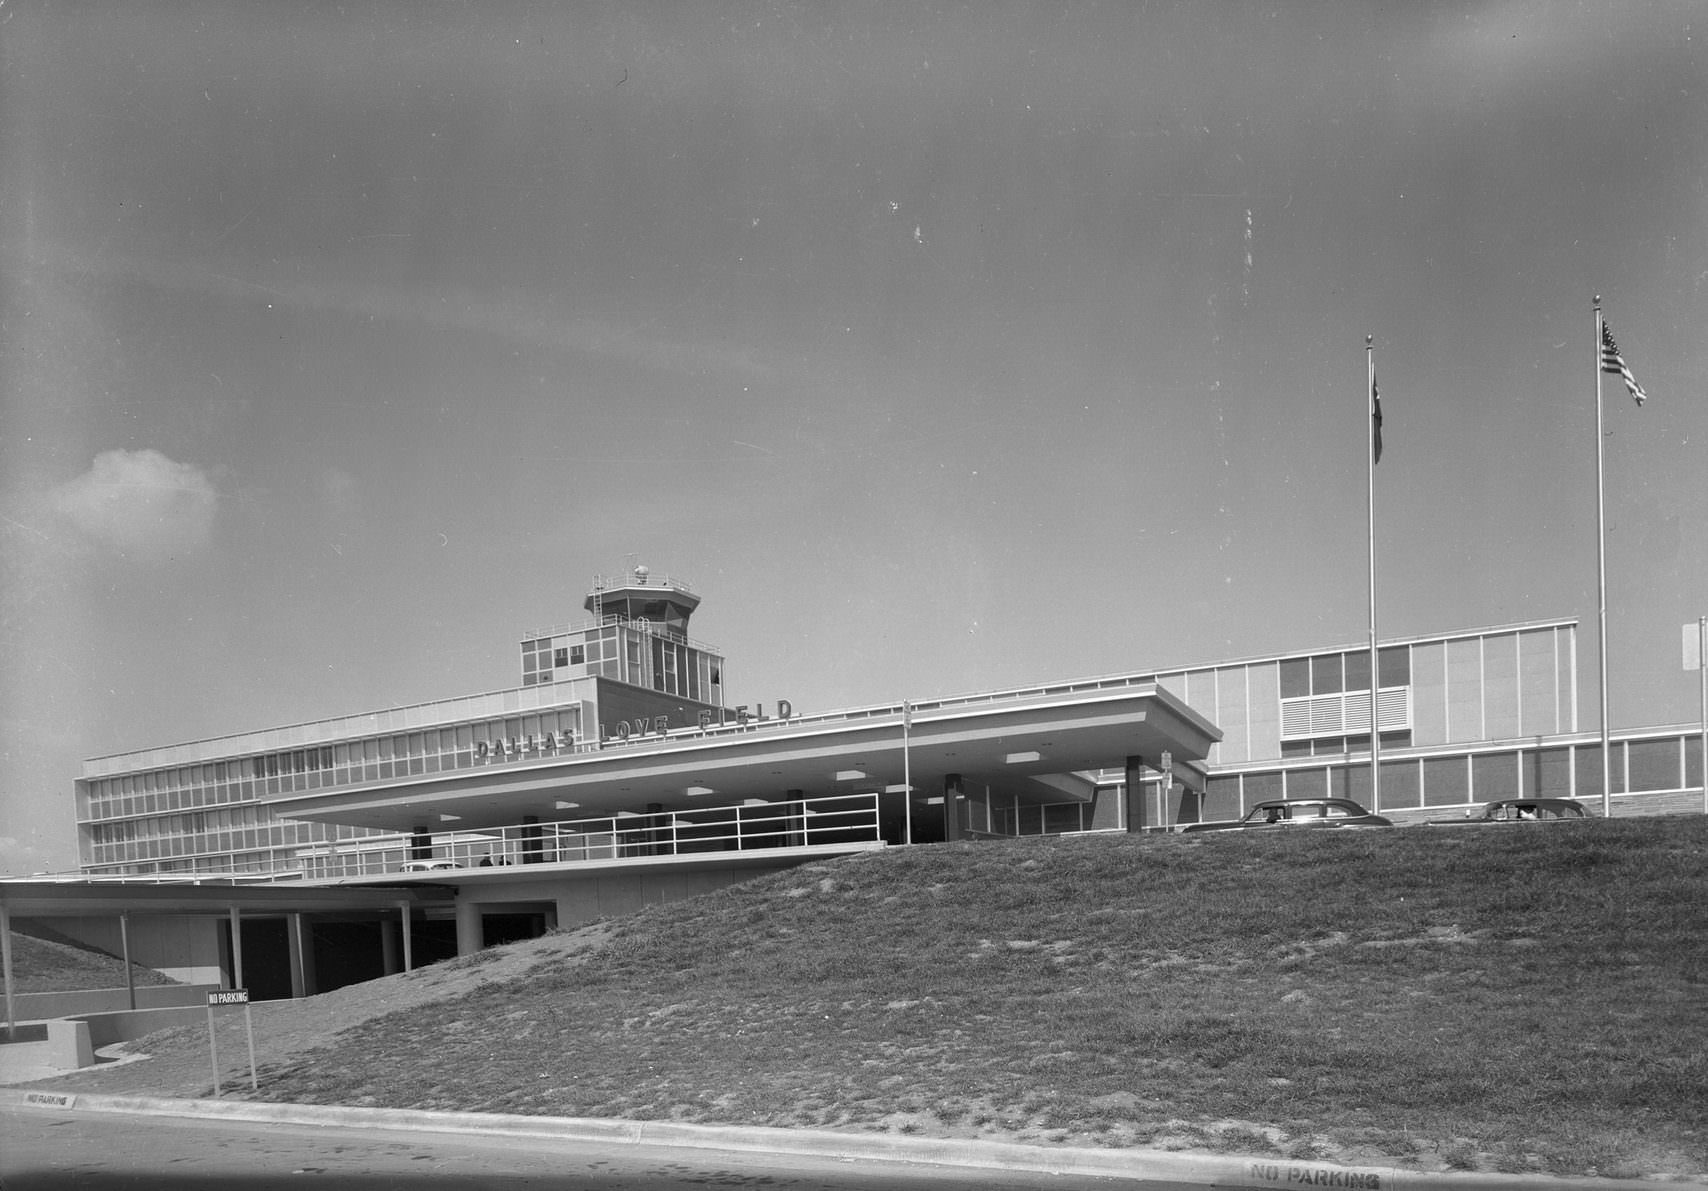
[0,880,442,920]
[266,681,1220,832]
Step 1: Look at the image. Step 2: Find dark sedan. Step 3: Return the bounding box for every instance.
[1429,797,1589,824]
[1181,798,1392,832]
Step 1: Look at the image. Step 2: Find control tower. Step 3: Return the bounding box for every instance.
[519,565,722,702]
[585,564,702,641]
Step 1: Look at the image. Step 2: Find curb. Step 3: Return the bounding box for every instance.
[2,1087,1697,1190]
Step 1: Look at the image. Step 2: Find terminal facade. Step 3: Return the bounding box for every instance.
[74,577,1702,883]
[35,568,1705,999]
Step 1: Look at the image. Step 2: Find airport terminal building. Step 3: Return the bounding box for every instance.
[22,566,1704,999]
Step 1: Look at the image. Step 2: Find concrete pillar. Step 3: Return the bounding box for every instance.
[1124,756,1149,833]
[380,917,400,976]
[286,914,316,998]
[399,903,414,973]
[1,901,15,1040]
[228,906,245,989]
[409,827,431,861]
[454,900,484,956]
[943,774,964,841]
[120,912,136,1011]
[521,815,543,863]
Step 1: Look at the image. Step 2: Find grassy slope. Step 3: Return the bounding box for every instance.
[5,925,179,994]
[50,818,1708,1177]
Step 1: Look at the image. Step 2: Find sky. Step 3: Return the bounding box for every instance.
[2,2,1704,875]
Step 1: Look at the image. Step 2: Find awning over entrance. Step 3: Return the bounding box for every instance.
[263,681,1221,832]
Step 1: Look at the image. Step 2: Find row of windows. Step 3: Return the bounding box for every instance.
[1202,735,1704,821]
[1278,647,1411,698]
[93,806,245,844]
[83,710,581,824]
[520,625,723,701]
[87,819,332,863]
[1281,731,1413,758]
[84,836,384,876]
[259,747,334,776]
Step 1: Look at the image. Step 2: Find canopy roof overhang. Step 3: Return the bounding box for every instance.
[264,682,1221,832]
[0,879,444,920]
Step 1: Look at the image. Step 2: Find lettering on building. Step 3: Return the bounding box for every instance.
[600,700,795,747]
[472,730,576,763]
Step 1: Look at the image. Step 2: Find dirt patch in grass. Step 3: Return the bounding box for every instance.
[24,820,1708,1180]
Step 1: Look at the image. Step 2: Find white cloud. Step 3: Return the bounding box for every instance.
[48,448,219,559]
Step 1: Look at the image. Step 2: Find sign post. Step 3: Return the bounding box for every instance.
[1159,751,1174,833]
[206,988,256,1095]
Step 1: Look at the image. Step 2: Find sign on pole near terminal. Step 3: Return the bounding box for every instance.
[205,988,258,1095]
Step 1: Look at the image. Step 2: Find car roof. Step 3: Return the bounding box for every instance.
[1251,798,1361,808]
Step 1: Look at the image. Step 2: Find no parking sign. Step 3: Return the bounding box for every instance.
[205,988,256,1095]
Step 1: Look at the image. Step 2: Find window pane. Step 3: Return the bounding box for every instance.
[1204,776,1242,821]
[1344,650,1371,692]
[1244,772,1282,804]
[1279,658,1309,698]
[1472,752,1518,802]
[1628,739,1680,793]
[1286,769,1327,799]
[1423,756,1469,806]
[1379,645,1410,686]
[1574,744,1610,798]
[1312,655,1344,695]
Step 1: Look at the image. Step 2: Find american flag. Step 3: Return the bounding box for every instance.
[1371,374,1383,465]
[1601,322,1648,406]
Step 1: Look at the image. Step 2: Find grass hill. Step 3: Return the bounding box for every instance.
[37,816,1708,1179]
[5,921,178,994]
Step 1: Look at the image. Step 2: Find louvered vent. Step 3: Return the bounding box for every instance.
[1280,686,1411,740]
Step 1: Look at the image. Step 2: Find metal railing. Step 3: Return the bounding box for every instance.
[294,791,882,879]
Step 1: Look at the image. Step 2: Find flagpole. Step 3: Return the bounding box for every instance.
[1366,334,1381,812]
[1594,296,1611,818]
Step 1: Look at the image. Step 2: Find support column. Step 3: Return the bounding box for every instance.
[1,902,16,1040]
[1124,756,1150,833]
[120,912,136,1011]
[943,774,964,842]
[286,913,316,999]
[380,916,400,976]
[409,827,431,862]
[454,899,484,956]
[399,903,414,973]
[228,906,245,989]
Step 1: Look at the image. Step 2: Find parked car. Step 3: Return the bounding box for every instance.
[1181,798,1392,832]
[1429,797,1589,825]
[400,858,461,872]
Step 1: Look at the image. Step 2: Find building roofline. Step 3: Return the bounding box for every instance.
[1139,617,1579,679]
[80,616,1577,777]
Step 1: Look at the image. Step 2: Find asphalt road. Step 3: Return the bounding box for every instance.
[0,1107,1181,1190]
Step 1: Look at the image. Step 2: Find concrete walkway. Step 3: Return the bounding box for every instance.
[0,1039,61,1084]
